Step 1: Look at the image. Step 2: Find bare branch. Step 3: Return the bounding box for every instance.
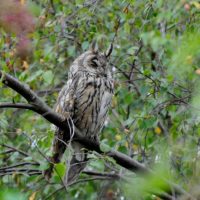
[0,149,15,155]
[0,168,40,174]
[0,144,30,157]
[83,170,121,179]
[0,171,42,176]
[0,103,37,111]
[44,177,115,200]
[0,162,39,171]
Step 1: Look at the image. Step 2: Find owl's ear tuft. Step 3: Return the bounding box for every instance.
[105,43,113,58]
[90,40,98,53]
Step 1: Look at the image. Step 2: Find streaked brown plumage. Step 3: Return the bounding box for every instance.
[45,42,114,185]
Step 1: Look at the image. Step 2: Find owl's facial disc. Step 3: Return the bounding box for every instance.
[89,52,107,70]
[80,50,109,77]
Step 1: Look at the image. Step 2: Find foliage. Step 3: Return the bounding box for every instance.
[0,0,200,199]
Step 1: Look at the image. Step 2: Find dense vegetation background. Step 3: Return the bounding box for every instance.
[1,0,200,199]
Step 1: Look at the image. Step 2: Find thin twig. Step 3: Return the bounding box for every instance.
[0,168,40,173]
[22,132,68,191]
[0,171,42,176]
[44,176,114,200]
[0,162,39,171]
[0,149,15,154]
[0,102,37,111]
[0,144,30,157]
[83,170,121,179]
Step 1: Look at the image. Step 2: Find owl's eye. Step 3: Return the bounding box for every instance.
[91,57,99,68]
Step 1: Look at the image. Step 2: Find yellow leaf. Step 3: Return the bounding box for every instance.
[132,144,138,151]
[29,192,37,200]
[115,134,122,141]
[124,128,130,134]
[22,61,29,70]
[144,115,151,119]
[16,128,22,134]
[191,1,200,9]
[20,0,25,5]
[9,50,15,57]
[195,69,200,75]
[123,6,129,14]
[40,59,44,63]
[111,97,117,108]
[186,55,193,65]
[12,173,17,180]
[125,142,128,148]
[154,127,162,135]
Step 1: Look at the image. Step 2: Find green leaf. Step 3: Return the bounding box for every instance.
[82,41,89,50]
[67,46,76,57]
[100,141,111,152]
[42,70,54,85]
[54,162,66,178]
[0,187,26,200]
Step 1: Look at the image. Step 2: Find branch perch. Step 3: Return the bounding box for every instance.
[0,70,147,173]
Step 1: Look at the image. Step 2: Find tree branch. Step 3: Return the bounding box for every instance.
[0,70,189,198]
[0,71,70,133]
[0,168,40,174]
[0,162,39,171]
[0,70,147,173]
[0,103,37,111]
[83,170,121,179]
[0,144,30,157]
[44,176,116,200]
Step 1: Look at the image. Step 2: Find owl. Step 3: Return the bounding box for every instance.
[44,42,114,185]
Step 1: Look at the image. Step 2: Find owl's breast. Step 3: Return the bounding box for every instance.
[73,76,113,138]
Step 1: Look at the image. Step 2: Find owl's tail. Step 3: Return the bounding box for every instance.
[64,142,88,185]
[44,129,67,180]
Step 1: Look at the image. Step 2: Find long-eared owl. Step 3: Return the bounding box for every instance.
[45,42,114,185]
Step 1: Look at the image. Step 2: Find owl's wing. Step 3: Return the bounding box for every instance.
[54,79,74,118]
[44,76,79,180]
[52,76,79,160]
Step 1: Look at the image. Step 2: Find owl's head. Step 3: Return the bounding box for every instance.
[74,42,113,77]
